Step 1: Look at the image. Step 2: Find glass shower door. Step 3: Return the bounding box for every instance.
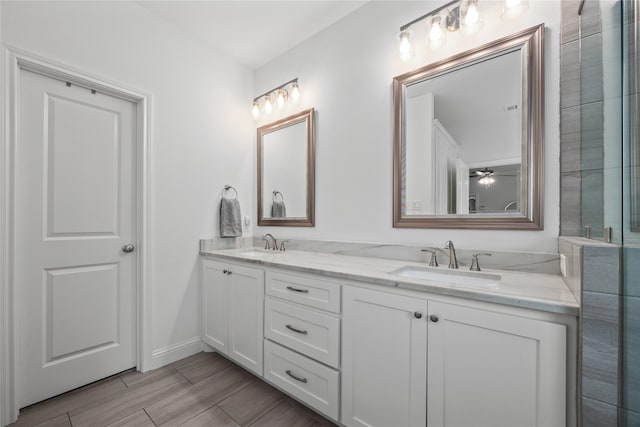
[622,0,640,424]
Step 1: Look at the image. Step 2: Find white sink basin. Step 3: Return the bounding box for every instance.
[390,266,501,288]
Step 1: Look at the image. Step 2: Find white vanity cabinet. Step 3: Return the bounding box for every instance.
[263,270,342,421]
[427,300,566,427]
[201,259,264,376]
[342,286,568,427]
[342,286,429,427]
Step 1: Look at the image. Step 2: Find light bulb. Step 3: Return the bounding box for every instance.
[291,83,300,102]
[479,176,495,186]
[429,22,443,41]
[251,101,260,119]
[398,31,413,61]
[276,90,286,107]
[264,95,272,114]
[460,0,482,34]
[427,15,446,50]
[464,4,479,25]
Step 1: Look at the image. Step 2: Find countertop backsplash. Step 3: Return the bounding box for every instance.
[200,237,560,275]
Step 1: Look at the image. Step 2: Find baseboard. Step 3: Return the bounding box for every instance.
[201,341,216,353]
[150,337,202,370]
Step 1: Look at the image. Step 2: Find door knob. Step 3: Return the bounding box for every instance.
[430,315,439,322]
[121,244,135,253]
[414,312,423,319]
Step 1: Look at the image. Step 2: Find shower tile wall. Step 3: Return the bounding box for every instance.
[560,0,606,238]
[560,2,624,426]
[560,0,583,236]
[623,247,640,424]
[559,237,622,427]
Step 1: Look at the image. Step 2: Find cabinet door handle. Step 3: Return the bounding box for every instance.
[227,271,232,275]
[222,269,228,274]
[286,286,309,293]
[430,315,439,322]
[285,324,308,335]
[414,312,423,319]
[286,370,308,383]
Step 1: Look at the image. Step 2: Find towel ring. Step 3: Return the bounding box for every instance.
[222,185,238,199]
[272,190,284,202]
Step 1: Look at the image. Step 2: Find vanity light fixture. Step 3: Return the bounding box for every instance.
[397,0,507,59]
[251,78,300,120]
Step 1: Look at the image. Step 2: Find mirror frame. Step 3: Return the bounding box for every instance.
[392,24,544,230]
[257,108,315,227]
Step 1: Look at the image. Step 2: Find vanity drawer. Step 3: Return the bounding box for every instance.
[265,298,340,368]
[265,270,341,313]
[264,340,339,421]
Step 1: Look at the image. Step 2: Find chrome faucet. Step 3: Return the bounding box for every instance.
[444,240,459,269]
[261,233,277,250]
[420,249,439,267]
[470,253,492,271]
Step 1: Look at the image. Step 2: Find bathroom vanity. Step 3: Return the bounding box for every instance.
[200,247,578,427]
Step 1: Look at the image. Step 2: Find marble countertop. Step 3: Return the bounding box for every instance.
[200,247,579,316]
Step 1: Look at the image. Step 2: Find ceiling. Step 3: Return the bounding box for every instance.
[137,1,368,69]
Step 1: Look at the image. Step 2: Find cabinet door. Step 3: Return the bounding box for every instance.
[227,264,265,376]
[427,301,566,427]
[202,259,229,354]
[342,286,428,427]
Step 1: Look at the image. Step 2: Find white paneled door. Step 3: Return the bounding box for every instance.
[16,69,137,407]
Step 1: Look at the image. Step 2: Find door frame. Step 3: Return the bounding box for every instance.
[0,46,152,425]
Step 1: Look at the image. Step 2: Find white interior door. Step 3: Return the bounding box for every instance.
[16,69,137,407]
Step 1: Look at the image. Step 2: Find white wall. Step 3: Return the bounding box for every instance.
[1,1,254,364]
[253,0,561,253]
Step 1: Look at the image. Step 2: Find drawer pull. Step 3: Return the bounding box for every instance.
[286,369,308,383]
[285,324,308,335]
[286,286,309,293]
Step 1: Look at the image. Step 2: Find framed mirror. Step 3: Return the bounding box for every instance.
[393,24,544,229]
[257,108,315,227]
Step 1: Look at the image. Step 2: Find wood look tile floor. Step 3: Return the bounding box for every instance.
[10,352,337,427]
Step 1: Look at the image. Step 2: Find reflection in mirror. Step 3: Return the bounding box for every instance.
[393,24,543,229]
[257,108,315,227]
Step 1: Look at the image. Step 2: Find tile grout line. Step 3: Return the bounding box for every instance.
[245,399,287,427]
[170,403,219,427]
[143,408,158,427]
[147,366,254,426]
[173,367,193,384]
[119,376,129,389]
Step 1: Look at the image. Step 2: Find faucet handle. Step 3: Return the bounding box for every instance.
[420,249,439,267]
[279,240,289,251]
[470,253,492,271]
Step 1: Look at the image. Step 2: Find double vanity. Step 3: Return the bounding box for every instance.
[200,243,578,427]
[211,23,575,427]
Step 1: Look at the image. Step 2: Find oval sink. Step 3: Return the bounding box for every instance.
[390,266,501,288]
